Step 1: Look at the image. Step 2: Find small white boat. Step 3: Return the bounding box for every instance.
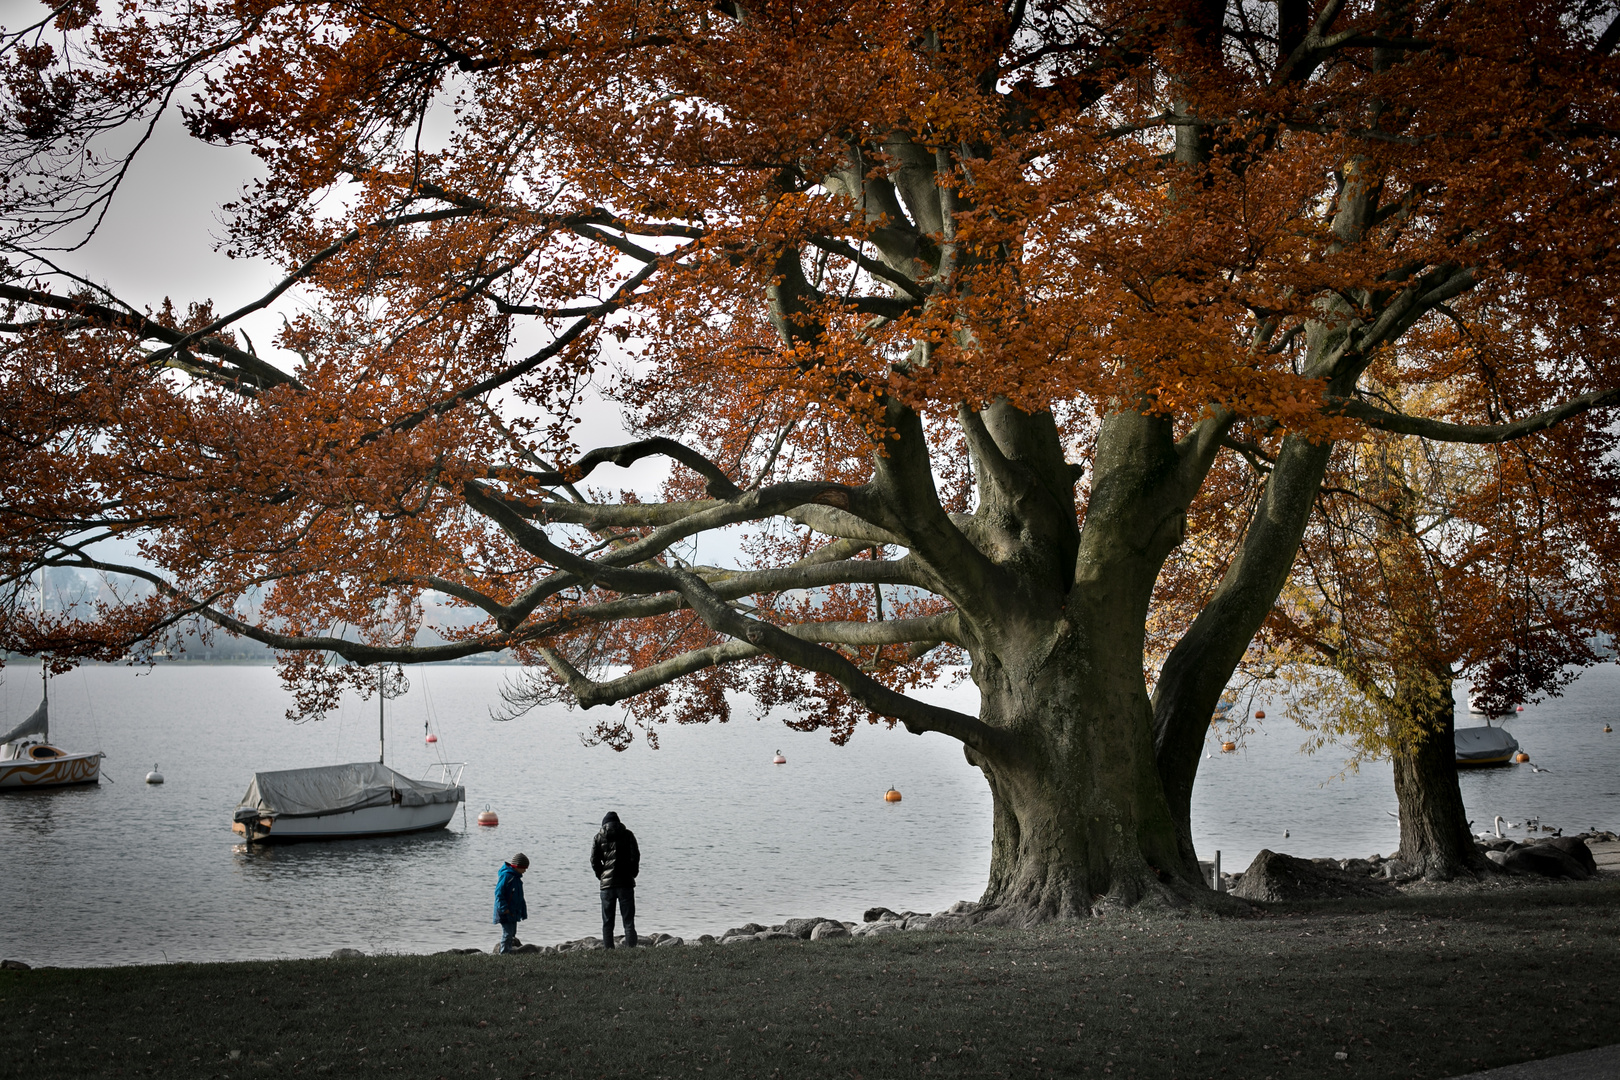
[0,662,102,792]
[232,760,465,842]
[232,680,463,842]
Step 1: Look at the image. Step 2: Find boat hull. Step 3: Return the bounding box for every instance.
[233,799,459,842]
[1456,753,1517,768]
[0,751,102,790]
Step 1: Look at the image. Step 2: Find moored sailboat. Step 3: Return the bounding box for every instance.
[232,681,464,842]
[0,663,103,791]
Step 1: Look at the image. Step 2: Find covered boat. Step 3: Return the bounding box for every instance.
[232,761,464,842]
[1454,725,1520,768]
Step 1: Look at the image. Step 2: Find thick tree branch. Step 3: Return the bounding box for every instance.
[0,282,299,391]
[465,481,1000,752]
[870,401,1005,609]
[1332,388,1620,444]
[785,504,908,546]
[803,235,929,297]
[520,437,741,498]
[501,556,931,634]
[534,613,959,708]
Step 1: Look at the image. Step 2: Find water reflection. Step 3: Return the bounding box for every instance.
[1,780,103,836]
[232,828,464,877]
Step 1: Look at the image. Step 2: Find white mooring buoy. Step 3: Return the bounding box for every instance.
[145,764,164,784]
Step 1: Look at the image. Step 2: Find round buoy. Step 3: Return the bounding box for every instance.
[772,750,786,764]
[1516,705,1524,712]
[1513,751,1530,763]
[477,806,499,827]
[884,786,902,803]
[425,732,438,744]
[1254,710,1266,719]
[145,764,164,784]
[1221,741,1237,753]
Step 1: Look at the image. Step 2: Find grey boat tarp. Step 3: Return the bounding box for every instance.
[1454,725,1519,764]
[234,762,463,822]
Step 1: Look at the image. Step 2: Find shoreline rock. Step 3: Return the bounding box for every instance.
[1232,850,1398,902]
[406,834,1613,957]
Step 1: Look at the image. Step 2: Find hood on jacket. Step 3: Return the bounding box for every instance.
[602,811,620,826]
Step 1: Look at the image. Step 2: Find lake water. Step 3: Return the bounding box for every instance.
[3,663,1618,967]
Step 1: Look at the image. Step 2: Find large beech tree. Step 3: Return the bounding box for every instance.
[2,0,1619,919]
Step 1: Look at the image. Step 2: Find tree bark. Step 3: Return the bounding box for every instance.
[965,629,1199,921]
[1152,433,1334,875]
[947,407,1214,920]
[1391,679,1493,879]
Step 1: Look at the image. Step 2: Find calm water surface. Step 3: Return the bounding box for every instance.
[2,663,1617,967]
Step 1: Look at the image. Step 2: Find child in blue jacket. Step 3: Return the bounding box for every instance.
[493,853,529,953]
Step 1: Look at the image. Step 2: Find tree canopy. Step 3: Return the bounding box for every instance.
[2,0,1618,917]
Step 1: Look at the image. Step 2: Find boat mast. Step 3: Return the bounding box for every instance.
[378,674,385,765]
[38,568,46,727]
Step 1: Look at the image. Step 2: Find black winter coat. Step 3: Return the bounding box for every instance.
[591,819,640,889]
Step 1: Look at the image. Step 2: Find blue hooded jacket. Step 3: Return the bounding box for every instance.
[493,862,528,925]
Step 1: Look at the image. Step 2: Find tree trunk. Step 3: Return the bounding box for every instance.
[1152,434,1334,875]
[947,407,1216,920]
[966,630,1201,922]
[1391,679,1492,879]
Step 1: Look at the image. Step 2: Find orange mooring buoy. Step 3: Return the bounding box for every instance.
[1514,752,1530,763]
[1254,709,1266,719]
[425,732,439,744]
[773,750,786,764]
[884,786,902,803]
[477,806,499,827]
[1221,741,1237,753]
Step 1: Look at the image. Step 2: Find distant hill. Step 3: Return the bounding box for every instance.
[24,567,515,664]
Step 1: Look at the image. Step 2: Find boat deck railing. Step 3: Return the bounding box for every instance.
[424,761,466,789]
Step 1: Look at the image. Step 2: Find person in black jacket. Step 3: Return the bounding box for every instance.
[591,811,640,948]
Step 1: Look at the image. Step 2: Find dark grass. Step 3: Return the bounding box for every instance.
[6,881,1620,1080]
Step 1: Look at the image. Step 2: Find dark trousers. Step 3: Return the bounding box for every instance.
[601,886,636,947]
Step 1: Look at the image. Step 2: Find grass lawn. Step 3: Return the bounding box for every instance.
[6,880,1618,1080]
